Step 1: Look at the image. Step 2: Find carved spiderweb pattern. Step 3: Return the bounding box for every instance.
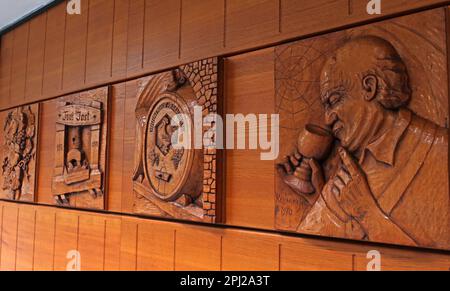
[275,33,344,157]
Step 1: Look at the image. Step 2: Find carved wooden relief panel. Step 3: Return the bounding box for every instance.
[0,104,39,202]
[275,9,449,250]
[52,87,109,210]
[133,58,222,223]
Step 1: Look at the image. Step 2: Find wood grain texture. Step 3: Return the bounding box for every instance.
[175,225,222,270]
[137,221,175,271]
[33,207,56,271]
[25,13,47,103]
[10,23,29,104]
[126,0,145,76]
[104,217,121,270]
[0,32,13,108]
[1,0,449,110]
[143,0,181,71]
[0,0,450,271]
[0,201,447,271]
[62,0,89,91]
[224,48,275,230]
[53,211,79,271]
[180,0,225,60]
[0,204,18,270]
[225,0,279,49]
[85,0,115,86]
[42,2,66,98]
[78,214,105,270]
[15,205,36,271]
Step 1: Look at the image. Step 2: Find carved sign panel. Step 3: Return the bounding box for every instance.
[52,87,109,210]
[275,9,449,250]
[0,104,39,202]
[133,58,222,223]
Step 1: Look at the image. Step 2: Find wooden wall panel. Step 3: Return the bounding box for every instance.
[0,201,448,271]
[180,0,225,60]
[1,0,450,272]
[9,23,29,105]
[42,3,66,98]
[107,83,126,212]
[120,80,139,213]
[15,206,36,271]
[85,0,115,86]
[137,221,175,271]
[119,217,137,270]
[25,13,47,103]
[281,0,349,35]
[0,204,18,270]
[0,205,3,260]
[62,1,89,92]
[126,0,145,76]
[104,217,121,270]
[0,32,13,109]
[78,214,105,271]
[225,0,279,49]
[224,48,275,230]
[350,0,448,20]
[222,230,279,271]
[33,207,55,271]
[175,226,222,271]
[280,238,353,271]
[36,100,57,205]
[353,247,450,271]
[143,0,181,71]
[53,211,79,271]
[111,0,129,80]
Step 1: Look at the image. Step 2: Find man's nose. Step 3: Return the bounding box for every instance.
[325,111,338,126]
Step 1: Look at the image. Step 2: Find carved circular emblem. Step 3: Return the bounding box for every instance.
[144,93,194,201]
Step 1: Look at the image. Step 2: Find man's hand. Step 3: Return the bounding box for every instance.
[277,150,324,205]
[331,147,380,223]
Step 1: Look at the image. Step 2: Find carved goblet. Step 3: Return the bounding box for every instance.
[295,124,333,194]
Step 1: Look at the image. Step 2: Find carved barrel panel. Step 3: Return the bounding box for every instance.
[133,58,222,223]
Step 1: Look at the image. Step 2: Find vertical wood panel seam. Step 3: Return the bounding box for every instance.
[348,0,353,15]
[76,215,80,252]
[8,31,16,102]
[24,23,31,101]
[0,205,4,269]
[278,243,281,271]
[219,235,223,271]
[223,0,227,48]
[134,223,138,271]
[102,218,107,271]
[178,0,183,59]
[278,0,282,33]
[13,207,20,270]
[41,12,48,96]
[84,0,91,85]
[61,10,68,90]
[173,229,176,271]
[141,0,147,69]
[31,209,37,271]
[51,212,57,270]
[110,0,117,78]
[125,0,132,76]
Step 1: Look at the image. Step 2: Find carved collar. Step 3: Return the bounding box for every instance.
[360,109,412,166]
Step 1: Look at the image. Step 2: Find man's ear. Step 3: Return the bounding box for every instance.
[362,74,378,101]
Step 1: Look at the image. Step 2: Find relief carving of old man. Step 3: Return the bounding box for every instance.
[278,36,449,249]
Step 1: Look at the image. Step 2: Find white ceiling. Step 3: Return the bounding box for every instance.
[0,0,55,32]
